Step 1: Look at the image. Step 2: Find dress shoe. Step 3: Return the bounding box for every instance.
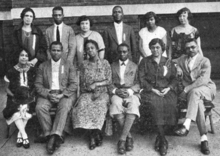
[155,135,160,151]
[16,137,23,148]
[118,140,126,155]
[159,137,168,156]
[54,135,63,149]
[174,125,189,136]
[23,138,30,149]
[89,136,96,150]
[95,133,103,146]
[126,137,134,151]
[46,135,56,154]
[201,141,210,155]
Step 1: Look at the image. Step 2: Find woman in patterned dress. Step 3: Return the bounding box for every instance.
[3,49,36,149]
[72,39,112,150]
[171,7,203,60]
[139,38,178,156]
[75,15,105,67]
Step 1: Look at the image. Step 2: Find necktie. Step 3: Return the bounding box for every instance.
[56,26,60,42]
[121,62,125,66]
[187,57,192,71]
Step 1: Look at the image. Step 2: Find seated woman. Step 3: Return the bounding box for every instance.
[75,15,105,67]
[171,7,203,60]
[72,40,111,150]
[138,38,178,156]
[3,49,36,149]
[11,7,47,68]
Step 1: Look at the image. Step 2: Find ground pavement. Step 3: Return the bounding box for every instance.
[0,79,220,156]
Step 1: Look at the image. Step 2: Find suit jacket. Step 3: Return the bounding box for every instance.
[103,23,137,64]
[45,23,76,64]
[177,54,216,96]
[35,58,78,99]
[109,60,140,95]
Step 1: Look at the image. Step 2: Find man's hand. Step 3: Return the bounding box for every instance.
[161,87,170,96]
[115,89,129,98]
[152,88,164,97]
[48,93,64,103]
[27,58,38,67]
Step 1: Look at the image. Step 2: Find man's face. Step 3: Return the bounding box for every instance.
[52,10,64,25]
[118,46,129,61]
[185,41,198,57]
[50,44,62,61]
[112,7,123,23]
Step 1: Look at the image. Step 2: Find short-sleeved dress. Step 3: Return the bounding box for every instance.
[139,26,167,62]
[171,27,200,59]
[138,56,178,126]
[72,59,112,130]
[2,65,36,123]
[76,31,105,66]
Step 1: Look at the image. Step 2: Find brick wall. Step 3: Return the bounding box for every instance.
[0,0,12,11]
[11,0,220,8]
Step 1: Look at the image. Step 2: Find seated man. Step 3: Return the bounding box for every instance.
[35,41,77,154]
[174,39,216,155]
[109,43,140,155]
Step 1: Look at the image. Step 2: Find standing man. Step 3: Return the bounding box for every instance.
[103,6,137,64]
[35,41,78,154]
[174,39,216,155]
[46,6,76,64]
[109,43,140,155]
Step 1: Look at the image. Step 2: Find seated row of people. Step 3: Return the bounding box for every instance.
[9,5,203,71]
[3,37,216,156]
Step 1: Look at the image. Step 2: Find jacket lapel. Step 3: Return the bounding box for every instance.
[47,60,52,89]
[110,24,119,44]
[51,25,55,42]
[122,23,128,42]
[114,61,120,78]
[59,59,64,89]
[191,54,202,71]
[124,60,132,76]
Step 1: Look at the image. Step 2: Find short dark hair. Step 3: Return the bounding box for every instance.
[144,11,159,24]
[176,7,193,23]
[185,38,198,46]
[76,15,93,27]
[149,38,166,52]
[112,5,123,14]
[52,6,64,14]
[84,39,99,51]
[117,43,130,52]
[20,7,35,20]
[49,41,63,51]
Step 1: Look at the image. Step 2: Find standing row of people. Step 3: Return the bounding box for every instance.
[2,5,216,156]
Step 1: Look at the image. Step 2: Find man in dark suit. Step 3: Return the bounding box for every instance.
[35,41,77,154]
[46,6,76,64]
[174,39,216,155]
[109,43,140,155]
[103,6,137,64]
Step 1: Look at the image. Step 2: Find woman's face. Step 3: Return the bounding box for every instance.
[85,42,97,58]
[23,11,34,25]
[19,50,29,65]
[178,11,189,25]
[80,20,90,32]
[146,16,156,28]
[150,43,163,57]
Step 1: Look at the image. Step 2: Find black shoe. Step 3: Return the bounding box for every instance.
[118,140,126,155]
[16,138,23,148]
[201,141,210,155]
[126,137,134,151]
[155,135,160,151]
[174,125,189,136]
[46,135,56,154]
[95,132,103,147]
[89,135,96,150]
[54,135,63,149]
[23,138,30,149]
[159,137,168,156]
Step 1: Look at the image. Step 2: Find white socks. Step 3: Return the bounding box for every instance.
[183,118,191,130]
[201,134,208,142]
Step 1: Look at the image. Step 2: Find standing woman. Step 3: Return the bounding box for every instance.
[139,12,168,62]
[139,38,178,156]
[11,7,47,67]
[75,15,105,66]
[3,49,36,149]
[171,7,203,59]
[72,40,111,150]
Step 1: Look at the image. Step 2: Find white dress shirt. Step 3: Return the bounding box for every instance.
[51,59,61,90]
[53,22,63,41]
[187,53,198,71]
[114,22,123,44]
[112,59,134,96]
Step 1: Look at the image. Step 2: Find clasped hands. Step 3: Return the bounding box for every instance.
[115,88,129,99]
[152,87,170,97]
[48,93,64,103]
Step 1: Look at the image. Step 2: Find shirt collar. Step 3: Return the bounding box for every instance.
[114,22,123,28]
[51,58,61,66]
[119,59,129,65]
[54,22,63,28]
[188,53,198,61]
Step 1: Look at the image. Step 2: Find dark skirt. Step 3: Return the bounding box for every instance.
[140,90,178,126]
[2,95,36,120]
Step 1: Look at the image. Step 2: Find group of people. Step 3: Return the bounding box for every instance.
[2,4,216,156]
